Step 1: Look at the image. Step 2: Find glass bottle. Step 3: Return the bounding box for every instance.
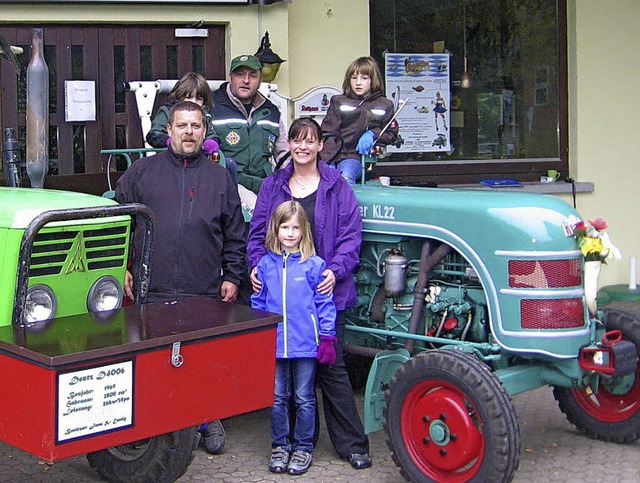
[26,28,49,189]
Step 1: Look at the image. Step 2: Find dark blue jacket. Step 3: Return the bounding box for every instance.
[251,251,336,359]
[115,148,246,302]
[247,160,362,311]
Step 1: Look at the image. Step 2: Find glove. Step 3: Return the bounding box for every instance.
[202,139,220,156]
[317,336,337,365]
[356,130,375,155]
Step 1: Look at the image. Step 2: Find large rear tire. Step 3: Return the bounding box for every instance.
[553,301,640,443]
[87,426,200,483]
[384,350,520,483]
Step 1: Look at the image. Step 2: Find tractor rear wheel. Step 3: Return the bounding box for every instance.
[384,349,520,482]
[87,426,200,483]
[553,301,640,443]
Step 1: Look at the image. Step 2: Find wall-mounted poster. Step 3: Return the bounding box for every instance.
[385,53,450,153]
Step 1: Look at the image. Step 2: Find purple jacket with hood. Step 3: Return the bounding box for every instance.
[247,160,362,311]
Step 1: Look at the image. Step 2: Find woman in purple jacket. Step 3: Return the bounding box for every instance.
[247,117,372,470]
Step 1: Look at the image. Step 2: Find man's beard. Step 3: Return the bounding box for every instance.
[176,137,202,155]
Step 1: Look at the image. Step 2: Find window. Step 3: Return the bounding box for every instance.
[370,0,567,185]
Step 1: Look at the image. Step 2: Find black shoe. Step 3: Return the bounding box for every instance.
[201,420,226,454]
[349,453,372,469]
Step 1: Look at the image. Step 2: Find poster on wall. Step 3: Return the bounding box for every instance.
[385,53,450,153]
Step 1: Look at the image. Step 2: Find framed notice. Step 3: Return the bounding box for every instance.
[385,53,451,153]
[57,360,134,443]
[64,80,96,122]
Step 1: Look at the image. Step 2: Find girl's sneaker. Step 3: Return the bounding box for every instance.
[287,450,313,475]
[269,447,290,473]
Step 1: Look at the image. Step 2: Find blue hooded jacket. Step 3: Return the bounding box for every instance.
[247,160,362,311]
[251,251,336,359]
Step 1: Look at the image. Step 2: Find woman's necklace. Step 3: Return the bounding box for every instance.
[294,174,318,191]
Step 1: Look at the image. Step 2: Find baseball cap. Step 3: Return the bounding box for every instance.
[230,55,262,73]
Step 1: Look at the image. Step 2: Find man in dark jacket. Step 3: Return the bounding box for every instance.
[116,100,246,455]
[211,54,288,212]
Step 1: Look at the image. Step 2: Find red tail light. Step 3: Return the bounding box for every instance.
[521,298,584,329]
[509,259,581,288]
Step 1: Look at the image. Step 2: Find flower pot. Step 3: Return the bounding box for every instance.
[584,260,602,316]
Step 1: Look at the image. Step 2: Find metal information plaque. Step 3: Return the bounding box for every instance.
[57,360,134,443]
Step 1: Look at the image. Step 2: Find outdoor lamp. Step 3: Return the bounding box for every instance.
[460,1,471,89]
[461,58,471,89]
[255,31,285,83]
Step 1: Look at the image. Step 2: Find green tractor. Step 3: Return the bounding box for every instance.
[0,187,133,331]
[0,187,278,482]
[343,179,640,482]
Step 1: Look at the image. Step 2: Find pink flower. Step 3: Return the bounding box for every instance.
[574,220,587,235]
[589,218,608,231]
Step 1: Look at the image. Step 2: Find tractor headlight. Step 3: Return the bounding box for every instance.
[24,284,57,324]
[87,276,123,313]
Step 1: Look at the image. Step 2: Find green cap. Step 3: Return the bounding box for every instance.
[230,55,262,72]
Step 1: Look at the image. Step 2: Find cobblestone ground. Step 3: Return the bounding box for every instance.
[1,386,639,482]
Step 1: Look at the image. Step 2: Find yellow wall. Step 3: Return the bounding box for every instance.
[287,0,370,96]
[2,0,369,98]
[569,0,640,287]
[2,2,292,92]
[3,0,640,290]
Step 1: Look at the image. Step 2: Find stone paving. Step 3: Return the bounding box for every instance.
[1,386,639,482]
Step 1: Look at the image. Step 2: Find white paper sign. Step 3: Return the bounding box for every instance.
[57,360,134,442]
[385,53,451,153]
[64,80,96,122]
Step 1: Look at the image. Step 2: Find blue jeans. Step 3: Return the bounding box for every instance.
[336,158,362,185]
[271,358,317,453]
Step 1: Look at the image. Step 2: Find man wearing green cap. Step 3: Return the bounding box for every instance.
[211,54,288,210]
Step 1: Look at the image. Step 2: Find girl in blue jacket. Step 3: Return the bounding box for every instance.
[251,200,336,476]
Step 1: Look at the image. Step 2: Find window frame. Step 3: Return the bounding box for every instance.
[370,0,568,186]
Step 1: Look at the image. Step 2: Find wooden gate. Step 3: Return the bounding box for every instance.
[0,25,225,192]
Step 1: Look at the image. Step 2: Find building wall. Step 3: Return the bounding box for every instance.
[287,0,369,96]
[2,0,639,288]
[569,0,640,287]
[2,2,293,93]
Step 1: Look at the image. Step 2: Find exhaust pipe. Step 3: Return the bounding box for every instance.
[25,28,49,189]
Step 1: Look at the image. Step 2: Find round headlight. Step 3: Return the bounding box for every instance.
[25,284,57,324]
[87,276,123,313]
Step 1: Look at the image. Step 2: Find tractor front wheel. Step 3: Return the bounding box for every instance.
[87,426,200,483]
[384,349,520,482]
[553,301,640,443]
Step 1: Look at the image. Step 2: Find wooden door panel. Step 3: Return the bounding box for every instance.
[1,24,225,192]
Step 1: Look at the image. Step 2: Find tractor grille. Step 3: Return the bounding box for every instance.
[509,259,581,288]
[30,224,128,277]
[521,298,584,329]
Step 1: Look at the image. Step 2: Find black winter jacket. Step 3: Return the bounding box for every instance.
[320,91,399,164]
[115,148,246,302]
